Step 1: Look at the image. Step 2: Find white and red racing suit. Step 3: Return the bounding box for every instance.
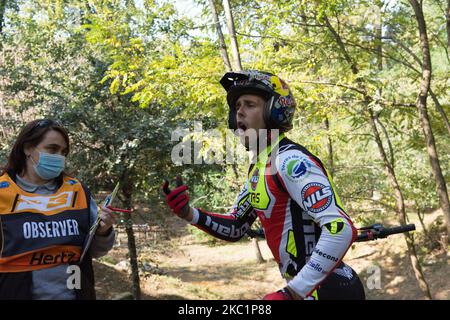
[189,133,364,299]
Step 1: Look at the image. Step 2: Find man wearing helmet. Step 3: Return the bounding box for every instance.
[163,70,365,300]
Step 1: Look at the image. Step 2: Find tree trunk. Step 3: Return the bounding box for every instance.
[208,0,232,71]
[416,205,431,242]
[447,0,450,49]
[372,6,431,298]
[368,109,432,300]
[429,89,450,137]
[324,117,334,178]
[0,0,6,35]
[409,0,450,243]
[323,14,359,74]
[324,11,432,299]
[375,116,395,168]
[121,176,141,300]
[299,8,310,36]
[252,238,265,263]
[222,0,242,71]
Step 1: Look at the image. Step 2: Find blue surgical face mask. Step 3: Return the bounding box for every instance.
[31,151,66,180]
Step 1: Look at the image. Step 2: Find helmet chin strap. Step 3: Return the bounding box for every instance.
[228,106,237,130]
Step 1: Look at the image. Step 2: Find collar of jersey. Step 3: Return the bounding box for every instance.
[256,132,285,165]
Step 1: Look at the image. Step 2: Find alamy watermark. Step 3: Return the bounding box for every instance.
[66,265,81,290]
[366,264,382,290]
[170,121,281,175]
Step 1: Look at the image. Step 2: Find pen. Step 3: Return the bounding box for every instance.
[106,206,133,213]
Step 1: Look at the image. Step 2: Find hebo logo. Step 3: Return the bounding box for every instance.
[281,155,311,182]
[324,218,346,236]
[301,182,332,213]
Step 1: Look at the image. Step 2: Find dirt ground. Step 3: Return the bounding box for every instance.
[93,209,449,300]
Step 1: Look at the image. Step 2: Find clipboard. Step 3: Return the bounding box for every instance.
[79,182,120,263]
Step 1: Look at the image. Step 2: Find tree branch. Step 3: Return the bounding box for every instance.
[295,80,367,96]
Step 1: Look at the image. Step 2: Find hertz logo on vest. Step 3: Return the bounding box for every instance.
[23,219,80,239]
[29,251,78,266]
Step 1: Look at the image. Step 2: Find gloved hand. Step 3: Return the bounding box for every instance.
[162,175,191,219]
[263,287,294,300]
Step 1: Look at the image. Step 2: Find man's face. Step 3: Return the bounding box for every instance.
[235,94,267,149]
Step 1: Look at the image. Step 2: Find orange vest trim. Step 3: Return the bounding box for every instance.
[0,245,81,272]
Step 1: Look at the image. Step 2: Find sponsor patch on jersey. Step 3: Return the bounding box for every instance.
[67,179,78,185]
[333,264,354,280]
[235,195,252,219]
[301,182,332,213]
[324,218,345,235]
[314,248,339,262]
[250,167,260,191]
[0,181,10,189]
[307,260,324,273]
[281,154,312,182]
[16,192,74,212]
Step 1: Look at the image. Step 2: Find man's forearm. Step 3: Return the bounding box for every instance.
[188,207,257,242]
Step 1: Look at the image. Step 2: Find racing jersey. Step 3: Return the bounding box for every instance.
[189,133,357,298]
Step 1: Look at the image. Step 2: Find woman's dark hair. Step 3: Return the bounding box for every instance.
[1,119,70,178]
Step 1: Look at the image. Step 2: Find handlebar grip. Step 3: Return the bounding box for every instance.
[356,224,416,242]
[381,224,415,237]
[356,232,376,242]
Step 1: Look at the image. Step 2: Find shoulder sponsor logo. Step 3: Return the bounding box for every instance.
[287,159,308,178]
[281,154,312,182]
[16,192,74,212]
[67,179,77,185]
[0,181,10,189]
[301,182,332,213]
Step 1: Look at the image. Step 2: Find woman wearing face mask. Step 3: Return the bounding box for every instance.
[0,119,117,300]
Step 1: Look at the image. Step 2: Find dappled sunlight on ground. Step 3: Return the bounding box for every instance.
[94,209,449,300]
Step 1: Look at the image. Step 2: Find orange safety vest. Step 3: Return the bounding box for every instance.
[0,173,90,273]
